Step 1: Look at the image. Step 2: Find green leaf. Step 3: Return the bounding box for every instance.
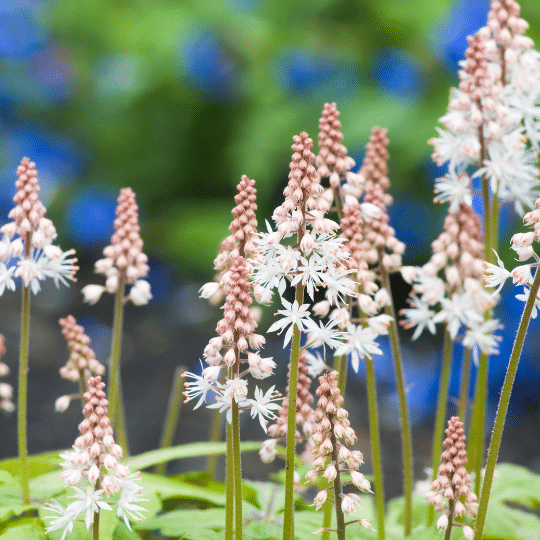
[112,520,142,540]
[0,452,62,479]
[482,463,540,540]
[0,518,46,540]
[136,507,225,539]
[0,471,36,520]
[126,441,261,471]
[99,509,119,540]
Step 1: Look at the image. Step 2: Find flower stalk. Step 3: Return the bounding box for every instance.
[474,267,540,540]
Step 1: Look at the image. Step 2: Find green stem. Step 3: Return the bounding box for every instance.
[225,421,234,540]
[93,478,102,540]
[443,499,455,540]
[154,366,186,475]
[379,260,413,536]
[474,268,540,540]
[207,378,224,478]
[108,277,128,454]
[467,350,489,495]
[333,355,347,396]
[329,422,346,540]
[282,283,305,540]
[428,329,453,526]
[458,347,472,429]
[232,397,242,540]
[18,284,31,507]
[321,496,333,540]
[365,356,385,540]
[115,375,130,456]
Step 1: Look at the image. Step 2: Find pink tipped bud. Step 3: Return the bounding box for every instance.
[55,395,71,412]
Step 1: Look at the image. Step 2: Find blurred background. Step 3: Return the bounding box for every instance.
[0,0,539,498]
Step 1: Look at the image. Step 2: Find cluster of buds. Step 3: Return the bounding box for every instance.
[82,188,151,306]
[200,175,260,306]
[316,103,360,200]
[401,203,502,359]
[484,194,540,314]
[55,315,106,413]
[260,350,316,463]
[44,376,146,538]
[0,335,14,413]
[0,157,78,295]
[185,256,280,431]
[312,124,402,374]
[430,0,540,217]
[305,371,373,532]
[426,416,478,539]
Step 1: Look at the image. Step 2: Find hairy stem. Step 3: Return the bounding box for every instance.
[329,421,346,540]
[428,329,453,526]
[225,419,234,540]
[18,284,31,507]
[458,347,472,429]
[282,282,305,540]
[379,260,413,535]
[93,478,102,540]
[365,356,385,540]
[474,269,540,540]
[155,366,186,475]
[333,354,347,397]
[232,397,242,540]
[206,403,223,478]
[443,499,455,540]
[107,276,128,455]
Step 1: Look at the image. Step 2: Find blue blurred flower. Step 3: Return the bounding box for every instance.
[431,0,490,72]
[0,1,46,59]
[274,47,357,98]
[178,28,238,98]
[372,48,424,100]
[31,44,73,101]
[66,188,117,246]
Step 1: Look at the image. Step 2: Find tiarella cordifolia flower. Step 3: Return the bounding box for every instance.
[253,133,354,347]
[426,416,478,538]
[0,334,14,413]
[260,350,316,463]
[430,2,540,216]
[184,257,280,431]
[55,316,106,412]
[316,103,361,201]
[0,157,78,294]
[200,175,259,306]
[82,188,151,306]
[43,376,146,539]
[402,203,501,358]
[305,371,372,533]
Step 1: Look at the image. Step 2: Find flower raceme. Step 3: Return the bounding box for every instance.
[0,157,78,295]
[43,376,146,539]
[82,188,151,306]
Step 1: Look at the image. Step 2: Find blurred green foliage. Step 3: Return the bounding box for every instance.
[9,0,537,275]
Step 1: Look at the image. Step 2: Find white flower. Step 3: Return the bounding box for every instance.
[305,351,328,378]
[69,486,113,530]
[0,263,16,296]
[246,386,281,432]
[367,313,393,335]
[341,494,358,515]
[434,172,472,211]
[267,299,314,347]
[334,324,382,372]
[463,319,503,365]
[116,488,148,531]
[182,365,219,409]
[55,395,71,413]
[40,248,78,289]
[128,280,152,305]
[305,319,344,351]
[400,296,438,340]
[82,284,106,305]
[43,499,76,540]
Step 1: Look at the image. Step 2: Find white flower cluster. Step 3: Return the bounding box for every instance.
[484,204,540,315]
[430,5,540,216]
